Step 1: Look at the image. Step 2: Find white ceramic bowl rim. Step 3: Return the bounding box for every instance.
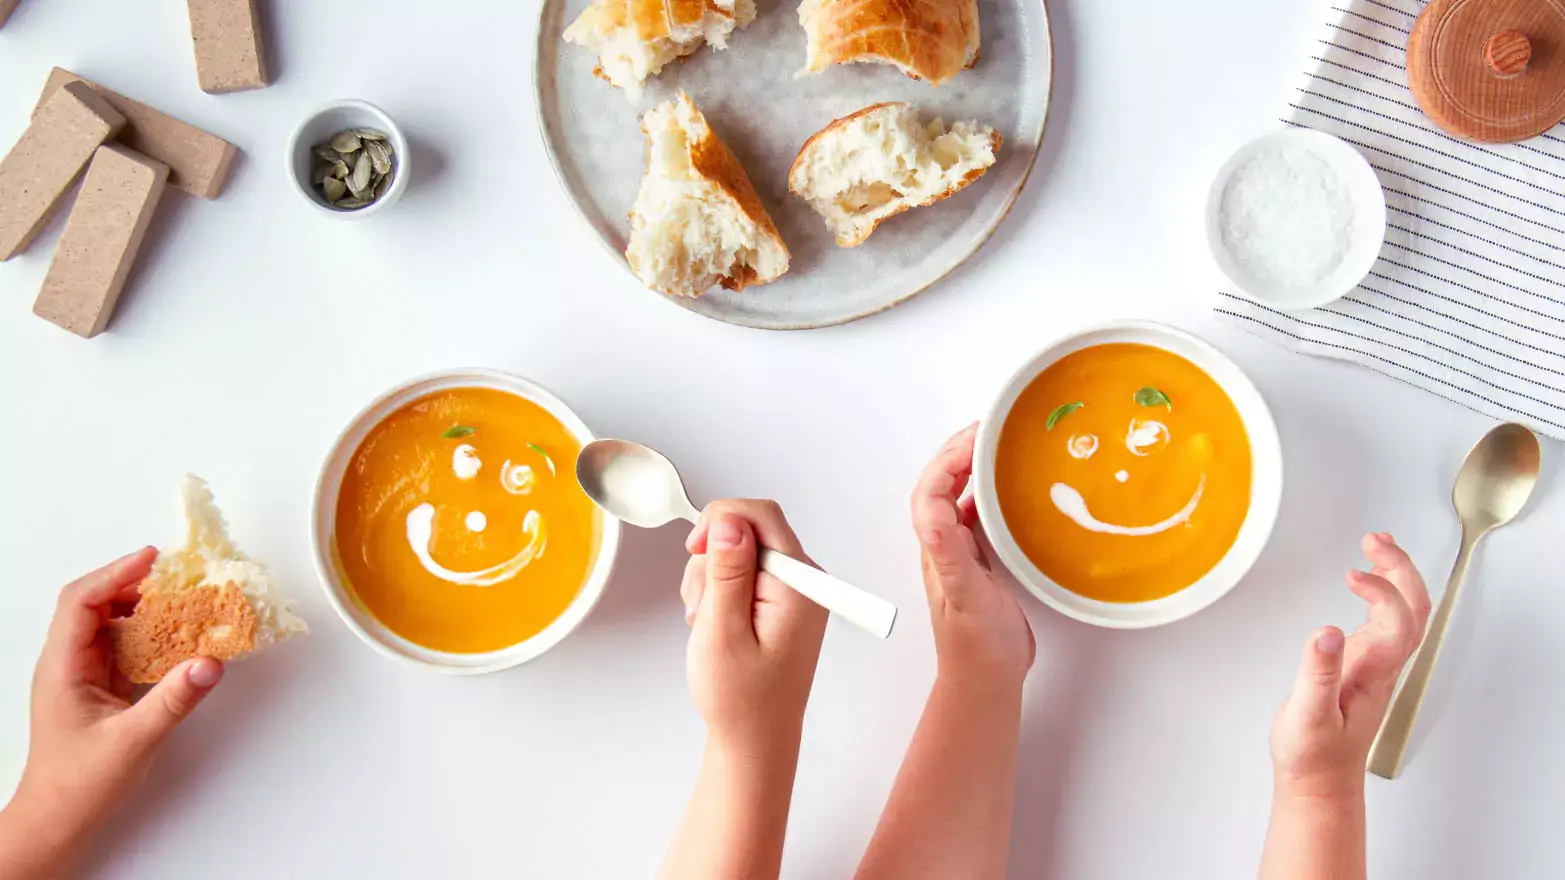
[1205,127,1387,311]
[311,368,622,674]
[973,321,1284,629]
[286,98,410,219]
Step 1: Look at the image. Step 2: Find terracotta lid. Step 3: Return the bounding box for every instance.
[1408,0,1565,143]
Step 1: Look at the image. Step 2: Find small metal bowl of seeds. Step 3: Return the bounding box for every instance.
[287,99,409,218]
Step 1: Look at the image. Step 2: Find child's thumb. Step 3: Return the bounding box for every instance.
[1289,627,1346,726]
[120,657,224,752]
[700,514,758,639]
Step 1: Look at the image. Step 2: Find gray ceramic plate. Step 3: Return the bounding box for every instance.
[534,0,1053,330]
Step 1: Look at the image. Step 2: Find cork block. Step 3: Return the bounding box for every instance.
[34,145,170,338]
[34,69,238,199]
[0,82,126,262]
[186,0,270,93]
[0,0,22,28]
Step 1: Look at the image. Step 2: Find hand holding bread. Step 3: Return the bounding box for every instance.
[0,549,225,880]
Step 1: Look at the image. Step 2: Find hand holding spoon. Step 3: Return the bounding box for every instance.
[575,439,898,639]
[1367,423,1541,779]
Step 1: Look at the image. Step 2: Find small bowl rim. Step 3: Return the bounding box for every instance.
[286,98,410,219]
[973,321,1284,630]
[1205,127,1387,311]
[310,368,622,674]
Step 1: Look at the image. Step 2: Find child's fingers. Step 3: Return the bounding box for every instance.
[46,547,158,659]
[687,500,809,561]
[1342,570,1421,694]
[680,556,706,626]
[698,513,759,642]
[1288,626,1347,726]
[1362,533,1431,628]
[913,425,990,606]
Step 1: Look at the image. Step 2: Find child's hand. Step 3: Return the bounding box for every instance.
[0,548,224,878]
[681,500,830,755]
[913,424,1035,688]
[1271,533,1431,800]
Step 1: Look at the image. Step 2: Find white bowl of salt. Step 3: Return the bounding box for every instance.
[1206,128,1386,311]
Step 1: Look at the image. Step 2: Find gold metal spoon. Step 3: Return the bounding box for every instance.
[1367,423,1541,779]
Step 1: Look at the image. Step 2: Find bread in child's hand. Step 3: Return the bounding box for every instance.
[110,584,258,684]
[789,102,1000,247]
[564,0,757,100]
[628,92,790,297]
[798,0,979,85]
[110,475,307,684]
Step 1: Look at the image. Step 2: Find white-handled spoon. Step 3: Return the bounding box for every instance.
[576,439,898,639]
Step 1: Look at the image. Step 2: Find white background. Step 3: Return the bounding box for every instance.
[0,1,1559,877]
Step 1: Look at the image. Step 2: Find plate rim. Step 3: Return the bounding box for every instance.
[532,0,1055,331]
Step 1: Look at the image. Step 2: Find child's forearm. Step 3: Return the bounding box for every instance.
[0,794,81,880]
[657,733,803,880]
[1259,787,1366,880]
[855,674,1025,880]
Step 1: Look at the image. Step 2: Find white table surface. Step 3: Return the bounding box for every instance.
[1,1,1559,877]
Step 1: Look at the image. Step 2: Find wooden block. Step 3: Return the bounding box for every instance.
[186,0,270,93]
[33,68,238,199]
[0,82,126,262]
[0,0,22,28]
[34,145,170,338]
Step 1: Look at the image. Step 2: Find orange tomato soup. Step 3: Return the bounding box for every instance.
[335,387,601,653]
[994,343,1251,603]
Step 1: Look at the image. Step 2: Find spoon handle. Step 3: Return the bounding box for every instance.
[759,549,898,640]
[1366,531,1479,779]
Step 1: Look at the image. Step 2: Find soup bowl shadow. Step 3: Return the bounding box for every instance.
[972,321,1283,629]
[311,368,622,674]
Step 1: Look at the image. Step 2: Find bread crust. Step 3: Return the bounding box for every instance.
[802,0,980,85]
[630,93,789,295]
[596,0,710,42]
[789,104,1001,246]
[110,582,259,684]
[684,111,786,291]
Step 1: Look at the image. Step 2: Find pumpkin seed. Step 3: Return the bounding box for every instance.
[365,140,392,175]
[335,196,369,210]
[332,160,350,179]
[353,128,388,141]
[314,145,342,163]
[312,164,334,184]
[331,131,362,154]
[322,177,347,203]
[348,153,373,194]
[374,171,393,200]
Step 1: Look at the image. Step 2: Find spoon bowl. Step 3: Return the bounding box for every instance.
[1453,422,1541,533]
[576,439,700,528]
[575,438,899,639]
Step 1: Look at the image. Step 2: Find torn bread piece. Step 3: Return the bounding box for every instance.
[110,475,307,684]
[789,102,999,247]
[628,92,789,297]
[798,0,979,85]
[564,0,757,101]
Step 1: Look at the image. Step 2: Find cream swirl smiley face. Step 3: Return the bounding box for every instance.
[1045,392,1204,538]
[401,441,557,588]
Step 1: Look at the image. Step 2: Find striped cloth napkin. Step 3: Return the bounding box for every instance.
[1215,0,1565,440]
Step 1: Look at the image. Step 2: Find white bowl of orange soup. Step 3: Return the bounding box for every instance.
[312,370,620,673]
[974,322,1282,629]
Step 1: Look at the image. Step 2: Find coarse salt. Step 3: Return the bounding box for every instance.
[1219,145,1355,291]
